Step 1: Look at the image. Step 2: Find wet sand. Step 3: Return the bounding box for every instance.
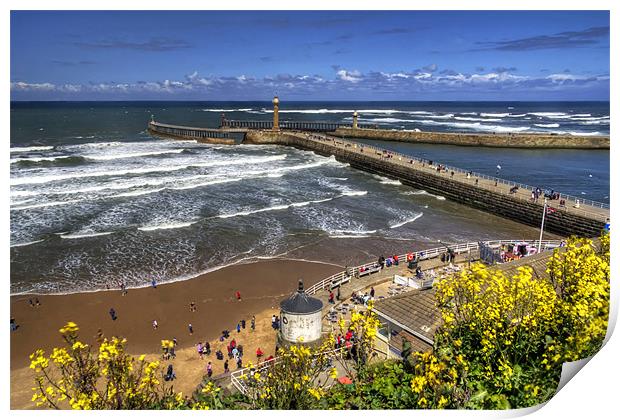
[10,259,342,409]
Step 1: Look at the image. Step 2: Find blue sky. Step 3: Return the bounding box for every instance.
[10,10,610,100]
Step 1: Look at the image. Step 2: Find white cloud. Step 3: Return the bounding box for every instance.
[336,69,362,83]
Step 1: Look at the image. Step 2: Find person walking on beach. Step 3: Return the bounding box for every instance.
[152,320,158,330]
[256,347,264,362]
[151,279,157,288]
[197,342,203,359]
[236,323,241,334]
[224,359,229,373]
[251,316,256,331]
[235,291,241,301]
[188,323,193,335]
[241,319,246,329]
[370,287,375,298]
[329,291,335,304]
[336,286,341,301]
[109,308,117,321]
[206,362,213,378]
[236,357,243,369]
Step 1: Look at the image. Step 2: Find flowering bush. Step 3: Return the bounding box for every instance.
[30,323,216,409]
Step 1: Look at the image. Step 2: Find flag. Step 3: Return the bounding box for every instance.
[546,207,557,215]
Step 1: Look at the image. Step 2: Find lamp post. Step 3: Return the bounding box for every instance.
[537,198,548,253]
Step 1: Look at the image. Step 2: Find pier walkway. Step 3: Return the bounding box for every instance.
[295,131,609,222]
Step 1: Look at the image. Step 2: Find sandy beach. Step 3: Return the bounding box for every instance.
[10,258,342,409]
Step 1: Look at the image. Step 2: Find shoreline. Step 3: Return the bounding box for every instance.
[10,258,342,408]
[9,256,344,298]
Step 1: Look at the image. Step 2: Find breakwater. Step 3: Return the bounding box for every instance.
[244,130,608,238]
[333,127,610,149]
[148,121,236,145]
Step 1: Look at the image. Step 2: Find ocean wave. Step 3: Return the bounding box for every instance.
[480,113,510,117]
[73,136,96,139]
[341,190,368,197]
[381,180,402,185]
[534,123,560,128]
[10,155,72,164]
[84,149,186,161]
[506,114,527,117]
[11,199,84,211]
[389,213,424,229]
[10,146,54,153]
[454,116,503,122]
[577,119,610,125]
[361,117,414,124]
[67,141,123,149]
[201,108,253,112]
[60,231,114,239]
[329,229,377,238]
[138,221,196,231]
[408,190,446,200]
[10,239,45,248]
[416,120,530,133]
[218,197,338,219]
[10,154,288,186]
[420,113,454,120]
[528,112,568,117]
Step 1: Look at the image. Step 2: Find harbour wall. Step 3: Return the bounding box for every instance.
[148,122,236,145]
[244,130,606,238]
[333,127,610,149]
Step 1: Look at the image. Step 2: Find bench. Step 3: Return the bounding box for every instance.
[357,265,381,277]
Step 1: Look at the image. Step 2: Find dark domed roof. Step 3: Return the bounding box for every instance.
[280,280,323,314]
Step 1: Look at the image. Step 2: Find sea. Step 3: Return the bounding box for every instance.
[10,101,610,295]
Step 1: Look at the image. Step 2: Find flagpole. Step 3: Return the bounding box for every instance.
[538,198,547,253]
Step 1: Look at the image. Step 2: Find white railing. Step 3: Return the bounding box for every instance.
[304,239,563,296]
[229,342,352,395]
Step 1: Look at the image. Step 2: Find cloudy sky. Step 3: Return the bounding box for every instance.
[10,10,609,101]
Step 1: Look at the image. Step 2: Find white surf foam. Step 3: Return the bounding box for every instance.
[11,199,84,211]
[217,196,341,219]
[10,155,72,164]
[60,231,114,239]
[10,239,45,248]
[341,190,368,197]
[10,146,54,153]
[10,154,287,186]
[201,108,253,112]
[528,112,568,117]
[416,120,530,133]
[454,116,503,122]
[534,123,560,128]
[84,149,185,160]
[480,113,510,117]
[329,229,377,238]
[390,213,424,229]
[409,190,446,200]
[138,221,196,231]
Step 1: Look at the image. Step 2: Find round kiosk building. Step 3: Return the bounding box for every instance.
[279,280,323,345]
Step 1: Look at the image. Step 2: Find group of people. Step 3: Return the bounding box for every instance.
[270,314,281,330]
